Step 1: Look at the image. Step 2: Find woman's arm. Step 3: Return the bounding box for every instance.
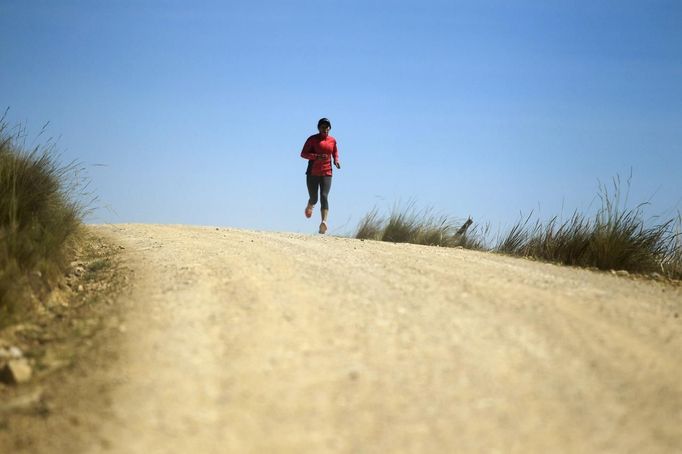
[300,137,318,160]
[333,141,341,169]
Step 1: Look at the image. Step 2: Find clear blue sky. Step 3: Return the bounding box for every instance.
[2,0,681,235]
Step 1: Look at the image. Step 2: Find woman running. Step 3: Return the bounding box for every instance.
[300,117,341,234]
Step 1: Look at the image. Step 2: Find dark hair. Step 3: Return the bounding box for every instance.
[317,117,331,129]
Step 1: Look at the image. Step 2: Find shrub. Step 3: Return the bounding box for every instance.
[354,208,383,241]
[496,177,681,276]
[0,118,84,325]
[354,202,485,249]
[352,178,680,280]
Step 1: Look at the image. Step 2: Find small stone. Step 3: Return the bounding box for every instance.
[0,388,44,414]
[616,270,629,277]
[651,272,662,280]
[72,265,86,277]
[0,359,33,384]
[0,347,23,360]
[77,285,84,292]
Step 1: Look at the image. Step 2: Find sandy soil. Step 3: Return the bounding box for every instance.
[6,223,682,453]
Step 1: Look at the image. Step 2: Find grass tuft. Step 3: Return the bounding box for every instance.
[354,202,485,249]
[663,214,682,279]
[496,176,682,278]
[0,116,86,325]
[353,177,681,280]
[354,207,383,241]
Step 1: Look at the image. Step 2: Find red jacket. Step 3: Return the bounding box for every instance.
[300,133,339,176]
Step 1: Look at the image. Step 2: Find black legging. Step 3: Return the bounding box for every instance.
[306,175,332,210]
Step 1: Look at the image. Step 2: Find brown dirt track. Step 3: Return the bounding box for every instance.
[2,223,681,453]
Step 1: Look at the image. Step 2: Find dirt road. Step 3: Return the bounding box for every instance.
[23,224,682,452]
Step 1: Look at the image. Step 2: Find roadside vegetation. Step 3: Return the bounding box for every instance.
[354,202,486,250]
[354,181,682,280]
[0,118,86,326]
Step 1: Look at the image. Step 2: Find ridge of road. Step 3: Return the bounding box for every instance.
[16,223,682,453]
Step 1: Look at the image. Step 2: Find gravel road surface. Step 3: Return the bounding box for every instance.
[61,224,682,452]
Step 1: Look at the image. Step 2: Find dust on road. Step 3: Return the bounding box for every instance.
[12,224,682,453]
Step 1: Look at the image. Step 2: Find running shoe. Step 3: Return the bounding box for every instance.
[319,221,328,234]
[305,204,313,218]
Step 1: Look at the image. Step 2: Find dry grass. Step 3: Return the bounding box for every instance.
[353,179,681,280]
[0,117,87,325]
[354,202,485,250]
[496,177,681,278]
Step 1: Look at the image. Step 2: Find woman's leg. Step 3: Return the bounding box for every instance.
[304,175,318,218]
[319,176,332,211]
[319,176,332,230]
[306,175,320,207]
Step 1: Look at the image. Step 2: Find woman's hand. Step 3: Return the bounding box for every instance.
[334,161,341,169]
